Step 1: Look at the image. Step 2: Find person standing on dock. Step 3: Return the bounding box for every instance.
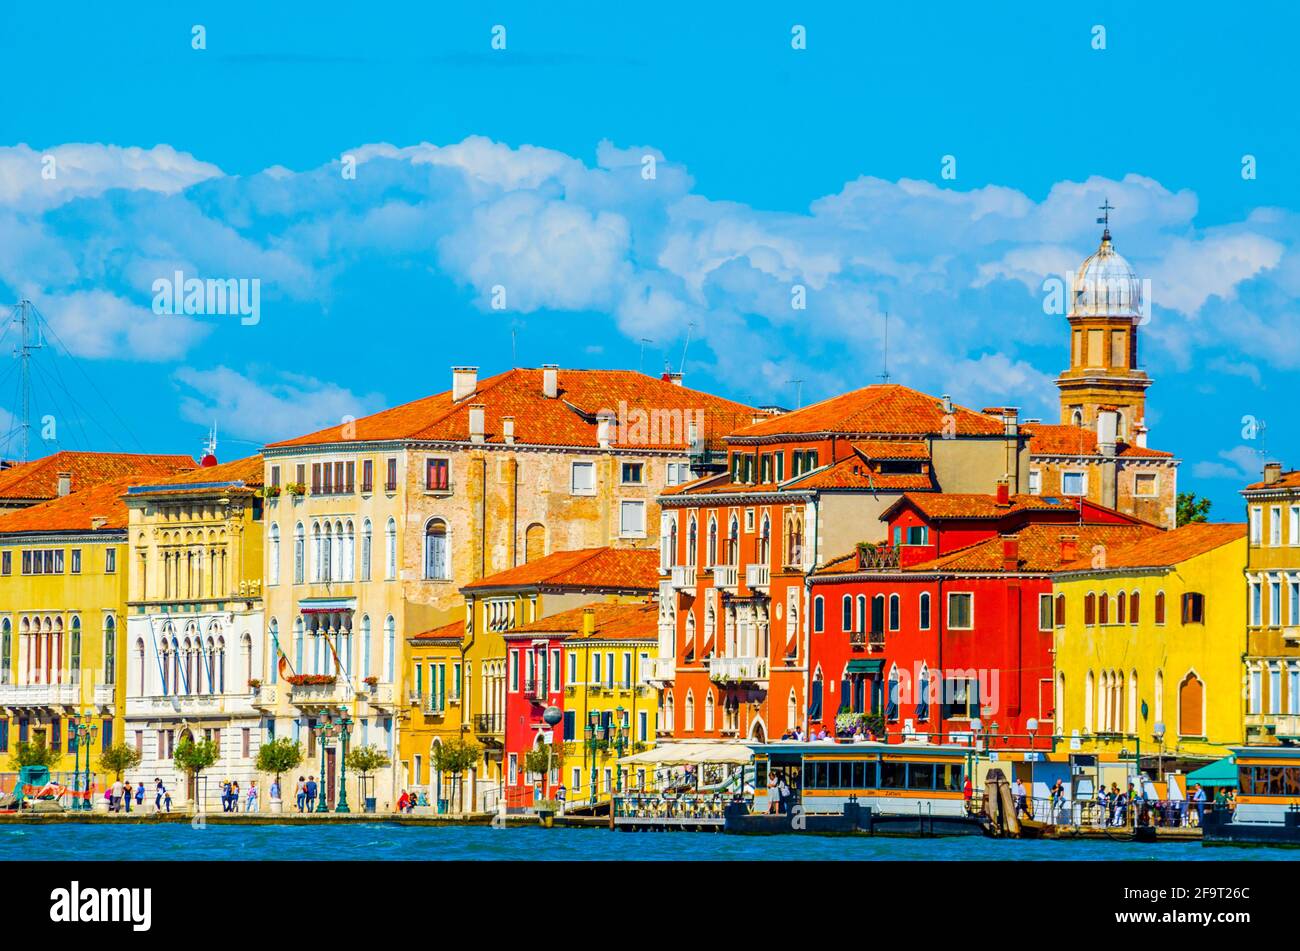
[305,776,318,812]
[767,770,779,814]
[295,777,306,812]
[123,781,133,813]
[154,779,164,813]
[135,782,144,811]
[246,781,259,812]
[1193,784,1208,826]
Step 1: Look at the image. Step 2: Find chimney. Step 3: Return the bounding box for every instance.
[502,416,515,446]
[1096,409,1118,458]
[596,411,615,450]
[1001,535,1019,572]
[582,607,597,636]
[57,472,72,497]
[468,404,486,444]
[1133,420,1149,449]
[1264,462,1283,485]
[542,364,559,399]
[941,394,953,415]
[995,480,1011,506]
[662,370,684,386]
[1060,534,1079,563]
[451,366,478,402]
[90,516,108,530]
[1001,406,1019,437]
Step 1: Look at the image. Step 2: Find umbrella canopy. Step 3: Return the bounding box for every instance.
[616,742,754,766]
[681,743,753,765]
[1185,755,1238,787]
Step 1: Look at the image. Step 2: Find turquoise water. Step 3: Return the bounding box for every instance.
[0,823,1288,860]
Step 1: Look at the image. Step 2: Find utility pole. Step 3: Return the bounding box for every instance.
[13,300,44,462]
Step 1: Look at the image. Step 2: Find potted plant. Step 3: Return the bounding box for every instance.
[285,481,307,497]
[255,737,303,814]
[285,673,337,686]
[363,675,379,690]
[173,735,219,813]
[262,484,281,499]
[247,678,262,691]
[344,745,393,815]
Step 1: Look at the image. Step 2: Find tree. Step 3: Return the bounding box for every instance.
[98,743,142,781]
[1177,492,1212,527]
[430,737,481,814]
[524,741,564,787]
[173,735,219,808]
[345,745,391,807]
[8,739,60,771]
[255,738,303,792]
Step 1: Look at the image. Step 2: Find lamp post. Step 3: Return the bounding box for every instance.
[69,717,99,811]
[541,705,563,800]
[1152,721,1166,783]
[335,712,353,813]
[968,718,983,797]
[314,715,342,814]
[585,712,601,797]
[612,707,628,793]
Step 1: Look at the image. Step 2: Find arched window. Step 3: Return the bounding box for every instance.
[293,523,305,584]
[858,595,869,634]
[525,523,546,563]
[268,523,280,586]
[1084,670,1095,733]
[1116,591,1127,625]
[685,610,697,658]
[1154,591,1166,624]
[919,592,932,630]
[69,617,82,684]
[1099,593,1110,625]
[385,615,396,682]
[787,689,798,729]
[1056,672,1065,723]
[360,519,372,581]
[841,595,853,632]
[809,667,824,721]
[758,515,771,564]
[0,618,9,685]
[727,516,739,565]
[294,618,305,673]
[704,691,715,731]
[343,520,355,581]
[386,518,397,579]
[707,517,718,567]
[103,616,116,685]
[1178,672,1204,737]
[687,517,698,566]
[1154,669,1164,723]
[664,689,675,733]
[361,615,372,679]
[1128,668,1138,735]
[886,665,900,720]
[1084,592,1096,625]
[135,638,145,696]
[684,690,695,732]
[917,664,930,721]
[1129,591,1140,625]
[813,596,824,633]
[888,594,900,631]
[662,515,677,569]
[424,518,450,580]
[1054,593,1066,626]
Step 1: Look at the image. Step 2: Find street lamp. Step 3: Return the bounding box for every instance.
[1152,721,1166,781]
[335,712,353,813]
[69,716,98,811]
[585,712,602,796]
[313,715,343,814]
[542,705,563,798]
[612,707,628,793]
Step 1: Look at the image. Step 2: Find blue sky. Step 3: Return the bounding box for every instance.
[0,1,1296,516]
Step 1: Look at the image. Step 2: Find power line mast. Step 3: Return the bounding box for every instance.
[12,300,45,462]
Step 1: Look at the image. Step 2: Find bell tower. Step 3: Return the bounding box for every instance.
[1056,200,1152,444]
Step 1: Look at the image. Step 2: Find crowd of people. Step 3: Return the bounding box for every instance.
[102,778,171,813]
[220,779,259,812]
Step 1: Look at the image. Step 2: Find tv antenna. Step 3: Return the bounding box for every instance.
[879,311,891,384]
[786,379,805,410]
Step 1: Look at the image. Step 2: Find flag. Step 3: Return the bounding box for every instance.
[278,653,292,680]
[324,634,345,676]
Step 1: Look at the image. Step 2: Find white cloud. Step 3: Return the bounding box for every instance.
[0,144,222,213]
[42,290,210,362]
[1192,445,1266,483]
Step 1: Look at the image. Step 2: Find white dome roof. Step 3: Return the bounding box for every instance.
[1072,230,1142,318]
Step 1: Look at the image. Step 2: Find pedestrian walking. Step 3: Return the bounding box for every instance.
[163,788,172,812]
[123,781,133,813]
[295,776,306,812]
[246,781,259,812]
[111,778,124,813]
[305,775,318,812]
[135,782,145,810]
[154,778,164,812]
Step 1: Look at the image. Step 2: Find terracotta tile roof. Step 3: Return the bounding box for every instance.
[853,439,931,460]
[1243,470,1300,491]
[909,523,1162,573]
[0,477,136,535]
[728,385,1003,441]
[412,619,466,642]
[1059,521,1246,572]
[788,456,934,491]
[664,476,783,497]
[508,600,658,641]
[266,368,756,451]
[461,547,661,593]
[0,451,196,502]
[1023,423,1173,459]
[125,455,264,496]
[889,492,1078,521]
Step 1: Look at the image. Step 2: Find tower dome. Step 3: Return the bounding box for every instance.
[1072,228,1142,319]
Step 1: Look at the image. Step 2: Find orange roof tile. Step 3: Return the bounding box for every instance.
[461,547,661,593]
[789,456,934,491]
[412,619,466,642]
[853,439,931,460]
[1058,521,1246,572]
[508,600,658,641]
[0,451,196,502]
[125,455,264,497]
[267,368,756,451]
[1243,470,1300,491]
[1023,423,1173,459]
[909,523,1162,573]
[0,478,136,535]
[728,385,1003,441]
[888,492,1078,521]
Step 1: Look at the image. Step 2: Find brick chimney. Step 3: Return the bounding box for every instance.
[468,404,486,444]
[1001,535,1019,572]
[451,366,478,402]
[995,479,1011,506]
[542,364,559,399]
[56,472,72,497]
[1264,462,1283,485]
[1060,534,1079,563]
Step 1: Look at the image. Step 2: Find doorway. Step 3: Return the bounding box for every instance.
[325,748,337,808]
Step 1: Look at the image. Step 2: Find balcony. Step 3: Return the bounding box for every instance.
[473,713,504,743]
[856,544,900,570]
[0,683,79,709]
[744,564,770,591]
[251,684,277,709]
[523,678,548,703]
[287,677,351,710]
[1247,713,1300,739]
[142,694,232,715]
[712,565,739,591]
[93,684,116,709]
[848,629,886,651]
[641,656,676,683]
[670,565,697,590]
[1284,626,1300,644]
[707,656,769,684]
[366,682,397,709]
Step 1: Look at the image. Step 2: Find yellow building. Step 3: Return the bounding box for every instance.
[0,479,137,776]
[1242,462,1300,744]
[1053,522,1248,765]
[402,546,659,811]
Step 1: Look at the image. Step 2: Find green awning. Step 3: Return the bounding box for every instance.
[845,659,884,674]
[1186,755,1237,787]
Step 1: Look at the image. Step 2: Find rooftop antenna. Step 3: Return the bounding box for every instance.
[639,338,654,374]
[11,300,45,462]
[678,321,696,376]
[204,424,218,460]
[511,326,518,365]
[786,379,805,410]
[878,310,891,384]
[1096,197,1114,240]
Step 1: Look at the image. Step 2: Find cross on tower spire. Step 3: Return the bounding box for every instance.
[1096,197,1115,240]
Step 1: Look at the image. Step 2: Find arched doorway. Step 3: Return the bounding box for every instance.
[1179,672,1205,738]
[749,719,766,743]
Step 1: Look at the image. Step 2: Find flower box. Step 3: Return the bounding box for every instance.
[286,674,337,686]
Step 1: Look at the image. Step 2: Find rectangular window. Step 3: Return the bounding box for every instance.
[295,463,306,486]
[1038,594,1054,632]
[1271,580,1283,626]
[1061,471,1086,497]
[70,549,81,574]
[1250,507,1263,545]
[508,652,519,692]
[619,500,646,537]
[904,525,929,545]
[563,711,576,742]
[620,462,644,485]
[385,458,398,492]
[551,649,561,691]
[593,653,603,684]
[1291,506,1300,546]
[622,652,632,688]
[105,549,116,573]
[270,465,281,489]
[2,551,10,575]
[1270,666,1282,715]
[1251,582,1262,626]
[1134,473,1157,498]
[947,592,974,630]
[568,652,577,684]
[361,459,373,493]
[1182,592,1205,624]
[571,462,595,495]
[426,458,450,491]
[242,728,251,758]
[1028,470,1041,495]
[1270,507,1283,547]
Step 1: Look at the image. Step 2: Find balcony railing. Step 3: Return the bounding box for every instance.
[712,565,739,590]
[857,545,900,569]
[707,656,768,683]
[745,564,770,590]
[0,683,78,707]
[288,678,351,708]
[848,629,886,651]
[252,684,277,708]
[670,565,697,590]
[641,656,675,683]
[1284,626,1300,644]
[1247,713,1300,739]
[93,684,115,708]
[474,713,504,736]
[367,682,396,708]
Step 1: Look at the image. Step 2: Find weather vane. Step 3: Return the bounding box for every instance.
[1097,197,1114,236]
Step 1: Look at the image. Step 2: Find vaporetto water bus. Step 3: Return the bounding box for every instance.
[1202,746,1300,847]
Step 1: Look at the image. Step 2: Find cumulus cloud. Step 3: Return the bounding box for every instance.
[1192,445,1268,483]
[0,143,221,213]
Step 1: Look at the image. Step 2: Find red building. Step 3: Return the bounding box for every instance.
[650,384,1031,744]
[808,483,1159,748]
[502,622,567,804]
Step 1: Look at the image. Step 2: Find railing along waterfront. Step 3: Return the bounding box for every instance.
[1001,794,1208,829]
[612,792,743,825]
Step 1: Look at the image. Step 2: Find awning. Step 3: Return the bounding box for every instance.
[617,742,753,766]
[846,659,883,674]
[1186,755,1237,787]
